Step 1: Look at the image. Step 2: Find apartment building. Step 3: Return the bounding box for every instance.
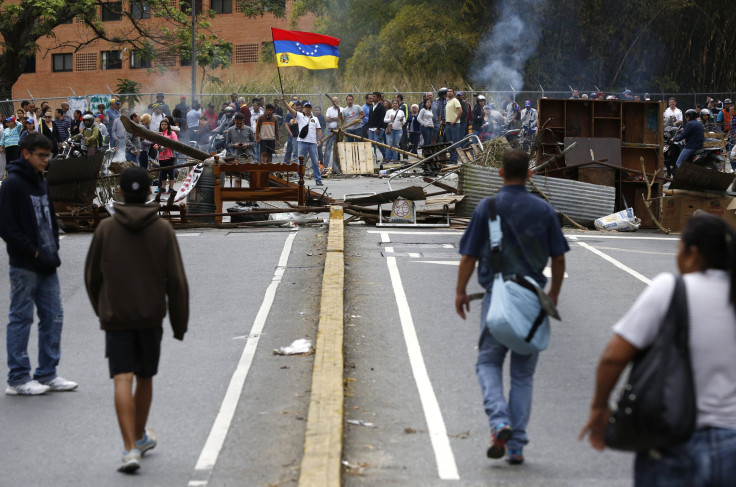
[12,1,314,100]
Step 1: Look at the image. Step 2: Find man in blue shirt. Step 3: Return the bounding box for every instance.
[455,149,568,465]
[674,109,705,168]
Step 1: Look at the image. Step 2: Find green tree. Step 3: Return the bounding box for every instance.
[0,0,287,96]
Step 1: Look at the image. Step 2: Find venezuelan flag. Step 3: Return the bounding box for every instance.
[272,28,340,70]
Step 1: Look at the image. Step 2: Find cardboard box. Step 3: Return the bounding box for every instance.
[661,195,736,232]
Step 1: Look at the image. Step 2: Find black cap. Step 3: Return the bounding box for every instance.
[119,167,150,195]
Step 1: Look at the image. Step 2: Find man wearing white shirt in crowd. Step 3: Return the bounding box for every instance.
[664,97,683,126]
[150,105,165,133]
[342,94,364,145]
[324,97,341,173]
[249,99,264,162]
[283,96,323,186]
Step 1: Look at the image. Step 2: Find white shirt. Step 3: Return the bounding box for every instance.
[342,105,363,126]
[151,112,164,132]
[296,111,320,144]
[383,108,405,131]
[250,108,263,132]
[613,271,736,430]
[326,106,341,129]
[664,106,683,124]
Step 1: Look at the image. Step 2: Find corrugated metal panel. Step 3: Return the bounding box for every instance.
[456,165,616,226]
[670,162,735,192]
[47,153,105,205]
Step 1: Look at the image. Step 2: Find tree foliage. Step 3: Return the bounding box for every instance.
[290,0,736,92]
[0,0,287,95]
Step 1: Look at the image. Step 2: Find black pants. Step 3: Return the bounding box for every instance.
[158,158,175,188]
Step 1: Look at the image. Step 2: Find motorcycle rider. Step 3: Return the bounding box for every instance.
[673,109,704,169]
[432,88,448,142]
[472,95,487,136]
[81,113,100,156]
[700,109,719,133]
[215,106,235,135]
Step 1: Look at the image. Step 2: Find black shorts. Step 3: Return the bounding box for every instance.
[260,139,276,155]
[105,327,163,378]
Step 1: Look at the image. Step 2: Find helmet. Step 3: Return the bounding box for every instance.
[82,113,94,122]
[725,98,732,104]
[524,100,531,107]
[684,109,697,120]
[700,108,711,117]
[224,106,235,114]
[437,87,448,97]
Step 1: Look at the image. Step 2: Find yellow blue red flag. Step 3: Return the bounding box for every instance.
[271,28,340,70]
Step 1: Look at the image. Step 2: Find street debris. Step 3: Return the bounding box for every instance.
[347,419,376,428]
[594,208,641,232]
[273,339,314,356]
[341,460,369,476]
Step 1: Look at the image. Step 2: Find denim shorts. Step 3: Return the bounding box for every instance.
[105,327,163,378]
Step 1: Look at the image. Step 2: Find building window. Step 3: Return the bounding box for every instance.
[101,50,122,70]
[130,51,152,69]
[131,1,152,19]
[52,53,73,72]
[101,2,123,21]
[211,0,232,14]
[157,50,178,67]
[75,52,98,71]
[180,0,203,15]
[61,17,73,24]
[234,43,259,63]
[23,55,36,74]
[180,53,192,67]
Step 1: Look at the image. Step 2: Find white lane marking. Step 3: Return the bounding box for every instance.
[408,252,421,258]
[383,234,460,480]
[442,244,454,249]
[370,230,464,236]
[577,241,651,285]
[176,232,201,237]
[593,246,676,256]
[413,260,569,278]
[567,234,679,241]
[189,231,297,485]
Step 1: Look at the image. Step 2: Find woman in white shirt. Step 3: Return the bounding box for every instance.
[383,99,405,163]
[581,214,736,486]
[418,99,435,148]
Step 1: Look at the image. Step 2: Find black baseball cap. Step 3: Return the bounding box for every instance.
[119,167,149,195]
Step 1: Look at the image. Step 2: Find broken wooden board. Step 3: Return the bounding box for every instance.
[337,142,373,174]
[455,148,471,164]
[345,186,426,206]
[423,195,465,209]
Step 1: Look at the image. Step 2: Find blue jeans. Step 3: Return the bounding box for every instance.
[635,427,736,487]
[446,124,460,162]
[476,293,539,450]
[369,129,386,160]
[323,134,337,171]
[385,128,402,161]
[346,127,362,142]
[284,136,295,163]
[125,151,139,164]
[421,127,433,148]
[253,141,260,162]
[6,266,63,386]
[676,147,695,168]
[298,141,321,183]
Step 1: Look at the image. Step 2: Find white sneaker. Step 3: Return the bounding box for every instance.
[118,448,141,473]
[41,376,78,392]
[5,380,50,396]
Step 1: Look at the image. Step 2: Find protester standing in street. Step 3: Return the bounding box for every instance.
[255,104,279,164]
[0,133,78,396]
[85,166,188,473]
[445,88,463,162]
[580,214,736,486]
[455,149,568,464]
[283,96,323,186]
[154,119,178,194]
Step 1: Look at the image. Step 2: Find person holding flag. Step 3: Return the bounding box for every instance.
[283,96,323,185]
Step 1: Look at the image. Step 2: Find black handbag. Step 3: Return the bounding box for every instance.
[604,275,696,451]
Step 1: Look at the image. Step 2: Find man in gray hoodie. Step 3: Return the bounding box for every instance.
[84,167,189,473]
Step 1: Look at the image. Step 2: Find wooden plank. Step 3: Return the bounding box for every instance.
[299,208,344,487]
[338,141,372,174]
[345,186,426,205]
[455,148,470,164]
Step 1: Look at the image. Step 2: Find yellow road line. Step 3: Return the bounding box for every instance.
[299,206,344,487]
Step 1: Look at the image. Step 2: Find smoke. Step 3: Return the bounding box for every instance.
[470,1,546,93]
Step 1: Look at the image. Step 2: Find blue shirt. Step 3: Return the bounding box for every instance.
[1,122,22,147]
[673,119,705,150]
[362,103,370,125]
[459,185,569,290]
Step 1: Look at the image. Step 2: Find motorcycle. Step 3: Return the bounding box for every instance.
[55,134,86,160]
[663,125,681,177]
[663,125,724,176]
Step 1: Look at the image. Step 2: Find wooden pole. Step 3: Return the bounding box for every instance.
[340,130,422,160]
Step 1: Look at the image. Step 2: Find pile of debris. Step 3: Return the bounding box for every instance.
[474,137,512,168]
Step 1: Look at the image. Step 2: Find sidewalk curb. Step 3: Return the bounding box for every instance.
[299,206,344,487]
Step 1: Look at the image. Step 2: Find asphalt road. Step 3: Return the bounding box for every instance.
[0,225,327,487]
[342,227,680,486]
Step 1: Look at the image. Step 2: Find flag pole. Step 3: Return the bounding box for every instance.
[271,28,285,97]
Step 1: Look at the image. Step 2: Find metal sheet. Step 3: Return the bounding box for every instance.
[457,164,616,226]
[670,162,735,192]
